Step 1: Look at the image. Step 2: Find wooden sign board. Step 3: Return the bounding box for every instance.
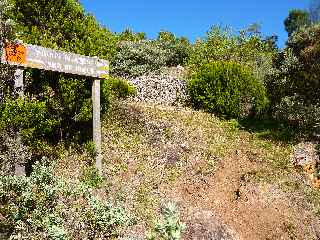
[1,43,109,79]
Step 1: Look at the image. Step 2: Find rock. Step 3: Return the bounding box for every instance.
[127,67,189,106]
[180,142,190,151]
[185,210,239,240]
[292,142,319,167]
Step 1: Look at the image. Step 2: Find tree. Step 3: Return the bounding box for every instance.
[264,35,278,50]
[266,23,320,134]
[118,28,146,42]
[0,0,16,102]
[284,9,311,36]
[310,0,320,23]
[188,26,276,83]
[157,30,177,42]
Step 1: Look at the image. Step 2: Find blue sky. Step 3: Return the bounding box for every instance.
[80,0,310,48]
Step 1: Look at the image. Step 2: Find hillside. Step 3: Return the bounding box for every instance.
[3,1,320,239]
[59,100,320,240]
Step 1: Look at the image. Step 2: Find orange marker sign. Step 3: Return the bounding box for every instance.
[4,43,27,65]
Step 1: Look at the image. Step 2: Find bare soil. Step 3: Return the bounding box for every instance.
[162,150,319,239]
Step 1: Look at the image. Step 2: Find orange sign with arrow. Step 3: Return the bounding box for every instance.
[4,43,27,65]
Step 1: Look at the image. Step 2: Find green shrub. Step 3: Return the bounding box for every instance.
[284,9,311,36]
[83,140,96,158]
[0,97,59,144]
[3,0,118,148]
[117,28,146,42]
[10,0,117,59]
[147,202,186,240]
[0,161,132,239]
[187,61,268,118]
[112,40,172,77]
[112,35,191,78]
[274,96,320,136]
[157,31,191,67]
[104,76,136,99]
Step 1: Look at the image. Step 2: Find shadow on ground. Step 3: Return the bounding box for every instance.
[237,118,300,143]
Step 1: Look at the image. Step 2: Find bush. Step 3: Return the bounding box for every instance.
[285,23,320,102]
[284,9,311,36]
[104,76,136,99]
[112,34,191,78]
[157,31,191,67]
[274,96,320,134]
[112,40,172,78]
[117,28,146,42]
[0,161,132,239]
[2,0,119,149]
[80,165,104,188]
[0,97,59,144]
[187,61,268,118]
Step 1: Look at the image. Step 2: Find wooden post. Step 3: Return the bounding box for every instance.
[92,79,102,175]
[14,68,26,176]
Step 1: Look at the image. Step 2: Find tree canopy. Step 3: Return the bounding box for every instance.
[284,9,311,36]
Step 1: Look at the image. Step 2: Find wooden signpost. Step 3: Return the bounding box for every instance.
[1,42,109,175]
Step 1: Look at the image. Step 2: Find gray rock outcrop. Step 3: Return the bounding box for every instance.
[128,66,189,106]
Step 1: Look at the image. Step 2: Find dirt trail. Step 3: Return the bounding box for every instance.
[162,149,319,240]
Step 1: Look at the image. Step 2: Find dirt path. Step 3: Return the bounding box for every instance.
[162,149,319,239]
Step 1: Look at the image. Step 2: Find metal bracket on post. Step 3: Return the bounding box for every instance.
[14,67,26,176]
[92,78,102,175]
[14,68,24,97]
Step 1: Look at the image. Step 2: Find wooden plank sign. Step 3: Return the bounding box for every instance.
[1,42,109,79]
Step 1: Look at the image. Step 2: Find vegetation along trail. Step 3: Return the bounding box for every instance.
[2,0,320,239]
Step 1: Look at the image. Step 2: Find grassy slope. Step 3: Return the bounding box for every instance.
[60,101,320,239]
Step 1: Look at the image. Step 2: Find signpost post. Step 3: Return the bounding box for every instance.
[1,42,109,175]
[92,78,102,175]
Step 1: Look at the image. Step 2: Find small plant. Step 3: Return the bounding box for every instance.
[80,165,104,188]
[147,202,186,240]
[83,140,96,158]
